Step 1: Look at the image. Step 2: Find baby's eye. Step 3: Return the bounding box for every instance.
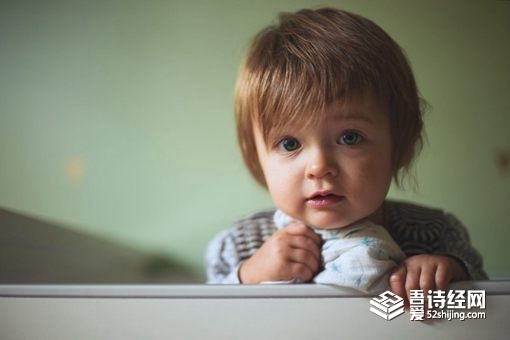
[338,131,363,145]
[277,137,301,152]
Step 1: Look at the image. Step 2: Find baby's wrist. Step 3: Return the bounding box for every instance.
[238,259,257,284]
[448,256,469,281]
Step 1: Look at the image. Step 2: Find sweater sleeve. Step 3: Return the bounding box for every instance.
[204,210,277,284]
[435,214,488,280]
[204,229,242,284]
[384,201,488,281]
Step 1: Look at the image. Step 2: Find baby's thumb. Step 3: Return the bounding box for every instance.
[389,264,407,304]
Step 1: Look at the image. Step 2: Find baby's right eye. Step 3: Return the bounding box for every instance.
[277,137,301,152]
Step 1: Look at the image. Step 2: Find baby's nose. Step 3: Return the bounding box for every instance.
[305,149,338,179]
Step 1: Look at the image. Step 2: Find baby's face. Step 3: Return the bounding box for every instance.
[254,94,393,229]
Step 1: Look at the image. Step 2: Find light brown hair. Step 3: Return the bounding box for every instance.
[235,7,424,188]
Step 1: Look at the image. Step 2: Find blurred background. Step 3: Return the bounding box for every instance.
[0,0,509,282]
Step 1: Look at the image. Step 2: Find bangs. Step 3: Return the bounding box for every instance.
[259,63,371,144]
[257,58,348,143]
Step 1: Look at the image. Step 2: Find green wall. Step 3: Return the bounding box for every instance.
[1,0,509,279]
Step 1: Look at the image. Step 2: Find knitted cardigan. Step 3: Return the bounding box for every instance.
[205,200,488,284]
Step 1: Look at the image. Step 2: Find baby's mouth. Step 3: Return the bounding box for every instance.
[306,193,344,208]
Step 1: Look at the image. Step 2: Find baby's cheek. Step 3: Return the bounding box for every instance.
[266,175,289,202]
[266,175,295,208]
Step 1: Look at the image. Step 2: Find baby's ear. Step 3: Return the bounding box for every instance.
[273,210,293,229]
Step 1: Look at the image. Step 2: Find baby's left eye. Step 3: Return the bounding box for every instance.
[338,132,363,145]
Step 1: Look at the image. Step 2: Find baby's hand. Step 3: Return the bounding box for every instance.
[239,221,322,284]
[389,254,468,306]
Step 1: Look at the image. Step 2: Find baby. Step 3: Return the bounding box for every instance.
[206,7,487,303]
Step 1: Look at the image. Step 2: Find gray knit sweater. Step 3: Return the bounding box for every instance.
[205,200,488,284]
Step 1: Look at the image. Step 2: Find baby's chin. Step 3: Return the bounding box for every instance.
[304,216,365,230]
[310,223,351,230]
[279,209,368,230]
[302,216,355,230]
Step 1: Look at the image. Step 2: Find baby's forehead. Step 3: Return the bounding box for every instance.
[262,93,387,136]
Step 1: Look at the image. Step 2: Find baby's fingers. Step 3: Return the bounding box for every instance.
[286,248,321,278]
[285,221,322,247]
[390,263,423,306]
[389,265,407,304]
[419,262,438,296]
[435,260,454,291]
[288,235,321,263]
